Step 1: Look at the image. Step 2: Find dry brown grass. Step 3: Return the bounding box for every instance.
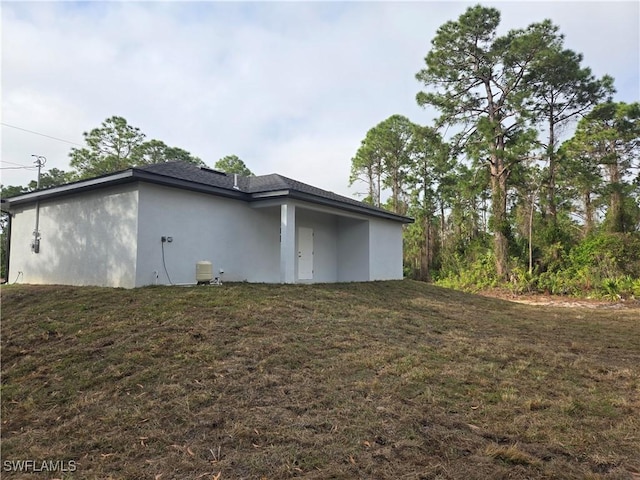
[1,281,639,479]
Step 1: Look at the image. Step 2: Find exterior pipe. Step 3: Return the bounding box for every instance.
[32,201,41,253]
[31,155,46,254]
[1,212,11,284]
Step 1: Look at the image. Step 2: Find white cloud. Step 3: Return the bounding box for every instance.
[2,1,638,197]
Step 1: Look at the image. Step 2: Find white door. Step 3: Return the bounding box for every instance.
[297,227,314,280]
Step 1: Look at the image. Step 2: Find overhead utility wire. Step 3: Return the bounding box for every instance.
[1,122,84,147]
[1,160,33,167]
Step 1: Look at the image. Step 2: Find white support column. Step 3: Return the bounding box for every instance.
[280,203,296,283]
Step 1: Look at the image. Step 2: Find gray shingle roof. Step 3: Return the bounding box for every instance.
[134,162,245,190]
[5,161,412,223]
[135,162,412,222]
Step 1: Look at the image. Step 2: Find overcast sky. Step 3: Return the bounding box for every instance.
[2,1,638,198]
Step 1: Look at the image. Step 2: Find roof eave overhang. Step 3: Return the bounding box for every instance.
[288,191,413,223]
[3,169,248,208]
[4,170,137,207]
[250,190,413,223]
[3,168,413,223]
[0,199,11,214]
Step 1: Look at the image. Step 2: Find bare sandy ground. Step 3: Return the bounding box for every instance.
[479,290,640,310]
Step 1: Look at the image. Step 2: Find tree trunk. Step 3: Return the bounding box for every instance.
[367,166,375,206]
[608,162,624,232]
[547,114,557,223]
[440,201,446,253]
[393,178,400,214]
[490,157,509,279]
[471,197,479,239]
[422,178,432,281]
[584,191,594,236]
[529,192,535,275]
[376,170,381,208]
[422,215,431,282]
[484,78,510,279]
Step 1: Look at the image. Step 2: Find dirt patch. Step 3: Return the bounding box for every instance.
[479,289,640,309]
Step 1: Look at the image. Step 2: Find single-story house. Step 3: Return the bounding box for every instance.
[3,161,412,288]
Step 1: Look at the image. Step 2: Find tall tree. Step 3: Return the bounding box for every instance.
[406,126,450,280]
[563,102,640,233]
[214,155,253,176]
[349,133,383,207]
[378,115,415,215]
[350,115,415,214]
[557,142,602,236]
[416,5,558,278]
[526,44,614,226]
[70,116,204,178]
[447,162,490,248]
[70,116,146,178]
[134,139,204,167]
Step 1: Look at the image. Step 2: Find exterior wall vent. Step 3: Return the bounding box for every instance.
[199,166,227,176]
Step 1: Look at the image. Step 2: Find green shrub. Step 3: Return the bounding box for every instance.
[508,265,537,294]
[436,251,498,292]
[570,233,640,278]
[600,278,621,301]
[598,275,637,300]
[432,232,639,299]
[538,270,585,296]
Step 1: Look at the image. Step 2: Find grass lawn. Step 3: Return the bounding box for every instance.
[1,281,639,479]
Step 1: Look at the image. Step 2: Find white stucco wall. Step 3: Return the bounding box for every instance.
[8,181,406,287]
[336,217,370,282]
[368,218,404,280]
[135,183,281,286]
[8,185,139,288]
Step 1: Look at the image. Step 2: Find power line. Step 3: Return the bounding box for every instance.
[0,160,33,167]
[1,122,84,147]
[0,166,37,170]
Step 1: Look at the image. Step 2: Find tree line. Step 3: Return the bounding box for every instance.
[349,5,639,297]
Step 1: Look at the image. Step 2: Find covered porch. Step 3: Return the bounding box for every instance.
[252,199,402,284]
